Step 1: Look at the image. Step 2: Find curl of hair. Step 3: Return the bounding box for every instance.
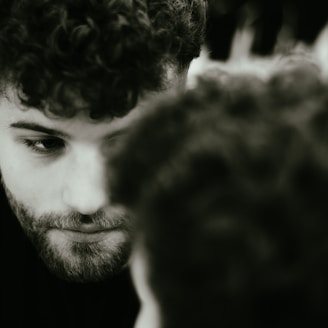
[0,0,206,119]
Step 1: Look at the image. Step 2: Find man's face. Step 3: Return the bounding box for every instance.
[0,90,151,282]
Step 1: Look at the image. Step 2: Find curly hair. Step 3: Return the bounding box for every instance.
[109,58,328,327]
[0,0,206,119]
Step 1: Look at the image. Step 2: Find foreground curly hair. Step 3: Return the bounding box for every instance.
[109,58,328,327]
[0,0,206,118]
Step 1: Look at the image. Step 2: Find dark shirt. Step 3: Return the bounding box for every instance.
[0,187,139,328]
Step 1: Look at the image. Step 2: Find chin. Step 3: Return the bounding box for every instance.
[38,230,132,282]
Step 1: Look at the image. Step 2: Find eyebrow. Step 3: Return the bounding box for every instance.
[10,121,69,138]
[10,120,131,140]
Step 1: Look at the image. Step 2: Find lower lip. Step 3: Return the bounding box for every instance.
[51,228,119,243]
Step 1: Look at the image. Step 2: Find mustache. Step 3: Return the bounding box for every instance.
[1,178,132,231]
[35,210,132,230]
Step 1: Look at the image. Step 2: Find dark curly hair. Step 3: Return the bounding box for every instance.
[0,0,206,119]
[109,58,328,327]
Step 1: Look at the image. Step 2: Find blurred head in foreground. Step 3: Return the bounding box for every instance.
[109,50,328,328]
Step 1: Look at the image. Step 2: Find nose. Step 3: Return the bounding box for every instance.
[62,147,109,215]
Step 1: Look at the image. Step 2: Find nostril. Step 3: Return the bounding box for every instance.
[80,215,93,224]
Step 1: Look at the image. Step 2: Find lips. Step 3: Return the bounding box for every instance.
[50,224,122,243]
[66,224,112,234]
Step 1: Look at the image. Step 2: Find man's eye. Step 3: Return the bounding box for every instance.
[22,138,65,154]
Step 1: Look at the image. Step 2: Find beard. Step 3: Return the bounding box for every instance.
[2,180,133,283]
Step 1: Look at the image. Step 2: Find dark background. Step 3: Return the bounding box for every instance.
[205,0,328,60]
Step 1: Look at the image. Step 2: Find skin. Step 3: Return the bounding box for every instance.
[130,245,161,328]
[0,68,186,282]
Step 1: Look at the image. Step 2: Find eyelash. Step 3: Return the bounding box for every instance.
[22,138,66,155]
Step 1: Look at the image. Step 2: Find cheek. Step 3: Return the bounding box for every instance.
[0,138,29,193]
[2,164,40,203]
[1,158,46,210]
[0,140,63,213]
